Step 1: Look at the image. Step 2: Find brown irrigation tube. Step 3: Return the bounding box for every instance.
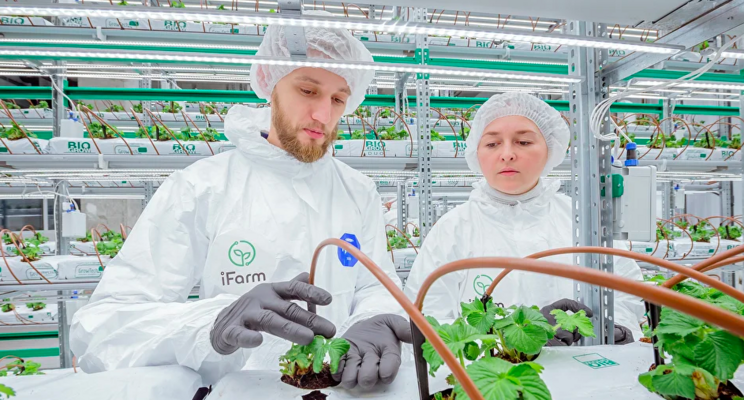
[482,246,744,304]
[308,238,483,400]
[413,257,744,338]
[665,240,744,288]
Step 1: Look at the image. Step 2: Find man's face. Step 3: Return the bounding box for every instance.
[269,68,351,163]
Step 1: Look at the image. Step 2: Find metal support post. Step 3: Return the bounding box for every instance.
[394,72,410,132]
[396,182,405,230]
[661,182,673,220]
[661,100,673,137]
[55,181,71,256]
[442,197,449,215]
[722,181,734,219]
[139,63,153,126]
[413,8,433,239]
[142,182,155,209]
[568,21,613,345]
[42,198,49,231]
[52,62,66,138]
[58,294,72,368]
[367,4,376,19]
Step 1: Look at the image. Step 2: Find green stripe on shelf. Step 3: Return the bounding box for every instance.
[0,348,59,359]
[0,331,58,340]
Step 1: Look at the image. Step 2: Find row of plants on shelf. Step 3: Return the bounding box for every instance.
[0,302,46,313]
[387,230,411,251]
[134,126,219,142]
[0,123,35,141]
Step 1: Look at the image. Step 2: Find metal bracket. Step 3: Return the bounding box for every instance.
[279,0,307,57]
[94,26,107,41]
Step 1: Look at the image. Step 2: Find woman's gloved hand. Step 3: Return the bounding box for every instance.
[540,298,594,346]
[210,272,336,355]
[332,314,413,390]
[614,324,635,345]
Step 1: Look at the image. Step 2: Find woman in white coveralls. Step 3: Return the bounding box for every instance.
[404,93,646,345]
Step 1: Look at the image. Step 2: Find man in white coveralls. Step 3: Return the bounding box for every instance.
[69,12,412,390]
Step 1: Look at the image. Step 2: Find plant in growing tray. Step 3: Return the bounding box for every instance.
[279,335,350,390]
[421,296,594,399]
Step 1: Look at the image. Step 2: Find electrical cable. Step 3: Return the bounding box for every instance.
[591,37,744,148]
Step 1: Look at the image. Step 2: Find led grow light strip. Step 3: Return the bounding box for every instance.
[375,75,570,87]
[0,47,580,83]
[634,80,744,91]
[0,39,260,52]
[720,50,744,60]
[0,4,684,54]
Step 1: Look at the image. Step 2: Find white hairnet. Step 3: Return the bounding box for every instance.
[465,92,570,176]
[249,10,375,115]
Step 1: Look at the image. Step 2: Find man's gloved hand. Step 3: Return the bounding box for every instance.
[540,298,594,346]
[614,324,634,345]
[210,272,336,355]
[332,314,413,390]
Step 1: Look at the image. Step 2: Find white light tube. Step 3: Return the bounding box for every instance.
[0,47,581,83]
[0,4,683,54]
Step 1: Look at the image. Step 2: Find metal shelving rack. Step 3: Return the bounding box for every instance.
[0,0,741,364]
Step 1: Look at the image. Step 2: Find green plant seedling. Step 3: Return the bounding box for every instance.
[26,302,45,311]
[279,335,350,389]
[104,104,124,113]
[29,101,49,109]
[0,304,14,313]
[132,103,143,113]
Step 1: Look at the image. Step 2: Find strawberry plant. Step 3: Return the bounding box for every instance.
[96,237,123,257]
[29,101,48,109]
[380,126,408,141]
[350,130,365,140]
[76,232,92,243]
[718,225,742,241]
[12,245,42,261]
[422,297,579,399]
[279,335,350,389]
[430,130,446,141]
[380,109,391,118]
[620,133,636,148]
[730,134,741,149]
[135,126,155,139]
[132,103,143,113]
[162,102,182,113]
[355,106,371,118]
[649,134,679,149]
[693,131,719,149]
[690,221,714,243]
[202,127,219,142]
[2,233,17,245]
[387,231,410,251]
[170,0,185,7]
[26,302,45,311]
[657,222,681,241]
[0,123,35,141]
[104,104,124,112]
[24,233,48,247]
[0,359,43,376]
[1,304,14,313]
[640,279,744,400]
[220,106,229,115]
[3,102,19,110]
[636,116,652,126]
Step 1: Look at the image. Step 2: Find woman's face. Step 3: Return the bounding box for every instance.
[477,116,549,195]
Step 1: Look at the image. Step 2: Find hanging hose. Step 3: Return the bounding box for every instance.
[308,238,483,400]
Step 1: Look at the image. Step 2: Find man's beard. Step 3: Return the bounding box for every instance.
[272,96,339,163]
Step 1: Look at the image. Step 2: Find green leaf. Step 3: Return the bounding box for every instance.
[426,315,441,328]
[503,323,550,355]
[309,336,328,374]
[655,309,705,337]
[464,341,482,361]
[550,309,596,338]
[514,306,555,333]
[461,299,499,334]
[453,357,521,400]
[0,383,14,398]
[327,338,350,374]
[652,366,696,400]
[509,363,552,400]
[421,319,498,376]
[693,330,744,381]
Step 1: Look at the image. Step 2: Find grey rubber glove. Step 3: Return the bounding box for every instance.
[540,298,594,346]
[332,314,413,390]
[614,324,635,345]
[210,272,336,355]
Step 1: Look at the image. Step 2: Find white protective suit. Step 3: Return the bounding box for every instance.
[403,178,646,341]
[404,92,646,341]
[70,105,404,385]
